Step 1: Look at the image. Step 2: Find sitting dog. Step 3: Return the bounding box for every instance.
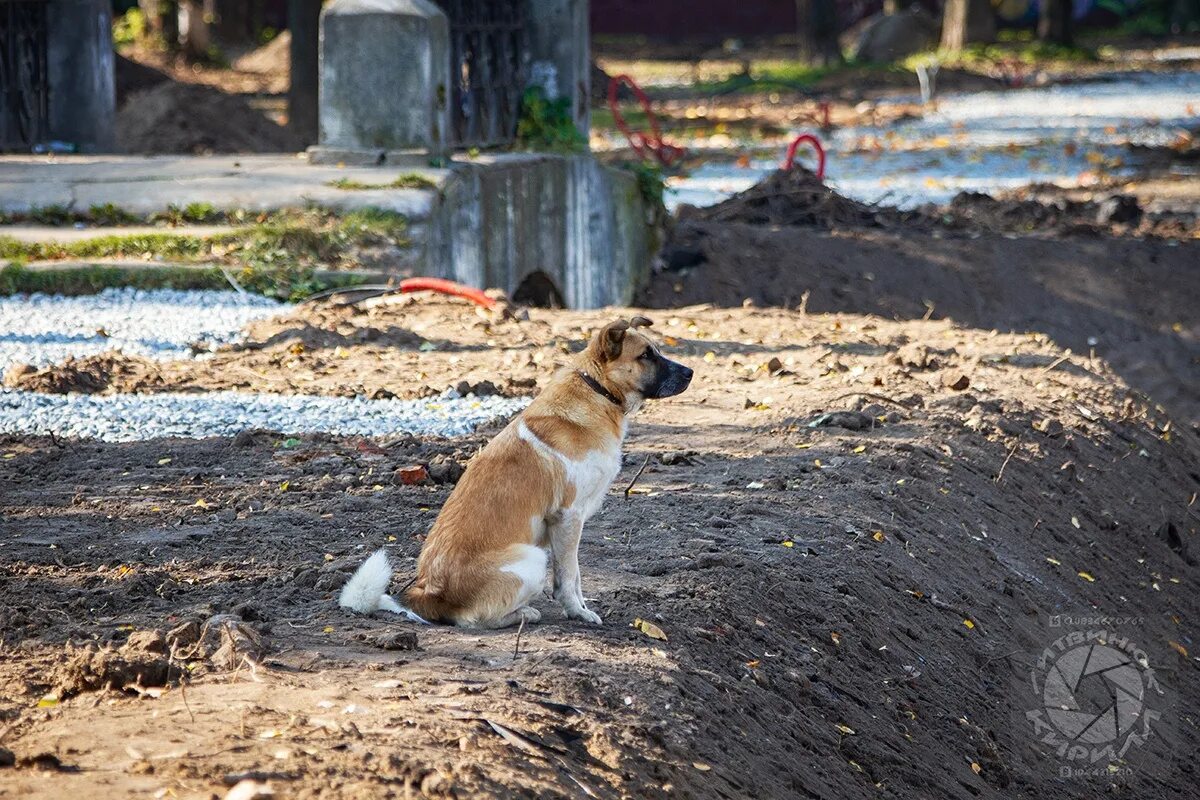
[339,316,693,628]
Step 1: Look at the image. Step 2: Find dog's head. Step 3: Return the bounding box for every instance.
[586,316,693,404]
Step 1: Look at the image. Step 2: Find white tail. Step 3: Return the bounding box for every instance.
[338,549,429,624]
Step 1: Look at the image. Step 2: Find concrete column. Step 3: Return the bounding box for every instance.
[46,0,116,152]
[526,0,589,139]
[316,0,451,157]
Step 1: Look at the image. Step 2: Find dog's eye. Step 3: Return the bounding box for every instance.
[638,350,653,361]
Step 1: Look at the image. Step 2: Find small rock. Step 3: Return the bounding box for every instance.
[394,465,429,486]
[0,747,14,768]
[232,429,256,447]
[943,373,971,391]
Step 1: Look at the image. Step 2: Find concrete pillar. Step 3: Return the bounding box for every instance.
[526,0,589,139]
[46,0,116,152]
[316,0,451,158]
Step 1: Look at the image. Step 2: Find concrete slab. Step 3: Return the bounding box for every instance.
[0,155,445,219]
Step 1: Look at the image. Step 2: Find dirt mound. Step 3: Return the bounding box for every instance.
[2,353,151,394]
[116,81,302,155]
[114,54,171,108]
[695,167,900,228]
[233,31,291,76]
[52,630,171,698]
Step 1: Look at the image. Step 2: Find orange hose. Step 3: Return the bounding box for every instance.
[399,277,497,310]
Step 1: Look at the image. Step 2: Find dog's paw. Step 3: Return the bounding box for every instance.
[517,606,542,623]
[567,606,603,625]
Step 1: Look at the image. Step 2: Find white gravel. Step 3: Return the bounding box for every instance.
[0,287,529,441]
[0,287,282,374]
[0,388,529,442]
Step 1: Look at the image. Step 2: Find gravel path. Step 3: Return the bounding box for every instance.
[0,288,529,440]
[0,388,528,442]
[0,287,282,374]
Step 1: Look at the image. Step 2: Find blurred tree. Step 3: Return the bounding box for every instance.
[288,0,321,145]
[941,0,994,51]
[796,0,842,66]
[1038,0,1073,43]
[139,0,179,49]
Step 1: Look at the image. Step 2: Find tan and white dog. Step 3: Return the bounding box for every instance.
[339,316,693,628]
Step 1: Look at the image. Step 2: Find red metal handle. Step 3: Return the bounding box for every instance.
[783,133,826,180]
[608,73,685,168]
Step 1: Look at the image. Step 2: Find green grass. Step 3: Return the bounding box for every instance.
[327,174,438,191]
[690,61,844,95]
[904,40,1096,72]
[0,207,407,301]
[0,262,368,301]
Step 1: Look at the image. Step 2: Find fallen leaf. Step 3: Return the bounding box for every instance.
[322,625,334,634]
[281,437,302,448]
[1078,571,1095,582]
[780,540,795,548]
[157,457,172,465]
[852,445,867,454]
[633,618,667,641]
[962,619,975,630]
[834,723,856,735]
[1168,640,1188,658]
[1071,516,1080,529]
[746,660,761,669]
[1045,557,1061,566]
[971,762,982,775]
[692,762,712,772]
[279,480,290,492]
[193,499,210,509]
[830,631,841,646]
[872,530,885,543]
[37,694,58,708]
[2,452,15,459]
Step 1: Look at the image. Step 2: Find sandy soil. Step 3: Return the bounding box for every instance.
[2,294,1198,798]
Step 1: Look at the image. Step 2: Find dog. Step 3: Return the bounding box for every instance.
[339,316,693,628]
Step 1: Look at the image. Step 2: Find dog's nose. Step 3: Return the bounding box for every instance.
[681,366,694,382]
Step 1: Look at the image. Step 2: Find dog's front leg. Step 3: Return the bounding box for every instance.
[549,512,602,625]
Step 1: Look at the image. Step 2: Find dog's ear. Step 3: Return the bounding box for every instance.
[629,315,654,329]
[596,319,630,361]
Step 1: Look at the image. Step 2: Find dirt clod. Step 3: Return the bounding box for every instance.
[53,630,170,698]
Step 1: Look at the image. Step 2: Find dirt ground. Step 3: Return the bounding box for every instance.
[2,288,1199,798]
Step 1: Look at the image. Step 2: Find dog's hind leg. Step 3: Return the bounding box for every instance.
[456,544,547,629]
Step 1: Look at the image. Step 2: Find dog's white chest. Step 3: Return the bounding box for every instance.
[517,420,622,521]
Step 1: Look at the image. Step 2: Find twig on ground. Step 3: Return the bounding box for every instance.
[1040,354,1071,374]
[995,438,1020,484]
[513,616,526,661]
[623,454,652,499]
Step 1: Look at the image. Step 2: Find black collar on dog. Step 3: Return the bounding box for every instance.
[577,370,623,408]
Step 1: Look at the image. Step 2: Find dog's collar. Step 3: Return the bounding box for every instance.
[577,370,623,409]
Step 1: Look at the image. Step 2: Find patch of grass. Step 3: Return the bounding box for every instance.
[88,203,141,226]
[326,173,438,191]
[0,262,368,302]
[516,86,587,153]
[691,60,842,95]
[905,40,1096,72]
[29,205,74,226]
[626,162,666,210]
[0,208,406,301]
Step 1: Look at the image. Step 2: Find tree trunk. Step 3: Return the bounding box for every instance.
[941,0,995,52]
[288,0,322,146]
[795,0,842,67]
[139,0,178,49]
[1038,0,1073,45]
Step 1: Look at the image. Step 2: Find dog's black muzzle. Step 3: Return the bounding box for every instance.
[644,354,694,399]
